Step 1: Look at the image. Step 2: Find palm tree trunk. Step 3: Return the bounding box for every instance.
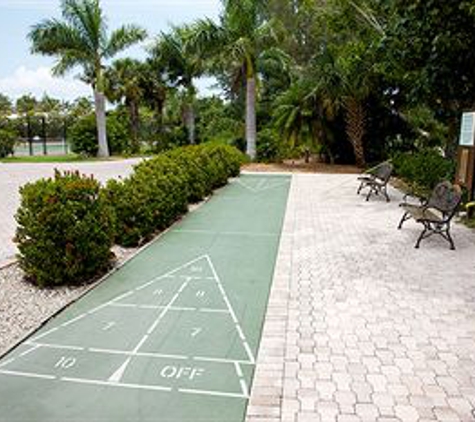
[344,97,366,167]
[94,89,109,157]
[129,100,140,153]
[245,76,257,160]
[183,104,196,144]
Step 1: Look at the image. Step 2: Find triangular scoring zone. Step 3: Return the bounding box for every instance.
[30,255,255,365]
[235,177,290,193]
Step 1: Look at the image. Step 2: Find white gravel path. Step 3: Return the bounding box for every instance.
[0,246,138,356]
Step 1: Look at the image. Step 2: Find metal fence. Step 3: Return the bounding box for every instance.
[14,137,71,156]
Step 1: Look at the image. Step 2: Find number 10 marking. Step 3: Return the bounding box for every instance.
[55,356,76,369]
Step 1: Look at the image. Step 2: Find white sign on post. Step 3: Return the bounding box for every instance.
[459,112,475,147]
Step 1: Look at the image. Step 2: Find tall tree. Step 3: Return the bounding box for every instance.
[0,94,12,116]
[16,94,38,116]
[105,58,144,152]
[28,0,146,157]
[380,0,475,155]
[151,27,204,144]
[187,0,277,159]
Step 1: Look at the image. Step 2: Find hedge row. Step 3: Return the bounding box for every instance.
[392,148,456,194]
[15,144,245,286]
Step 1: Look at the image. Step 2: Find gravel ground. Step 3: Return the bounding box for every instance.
[0,245,138,357]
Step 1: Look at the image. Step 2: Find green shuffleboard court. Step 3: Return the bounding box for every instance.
[0,174,290,422]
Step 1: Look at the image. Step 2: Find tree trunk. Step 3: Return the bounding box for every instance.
[94,89,109,157]
[183,104,196,145]
[129,100,140,153]
[344,96,366,167]
[245,76,257,160]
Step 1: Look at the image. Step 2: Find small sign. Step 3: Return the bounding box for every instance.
[459,112,475,147]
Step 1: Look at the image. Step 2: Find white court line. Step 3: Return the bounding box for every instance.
[31,256,211,343]
[178,388,248,399]
[233,362,249,397]
[239,379,249,397]
[17,342,251,365]
[234,361,243,377]
[110,303,195,312]
[26,342,84,352]
[0,358,15,368]
[61,377,171,392]
[234,178,290,194]
[108,358,131,382]
[174,229,278,238]
[0,369,55,380]
[19,344,40,357]
[109,302,229,314]
[30,291,134,343]
[192,356,253,365]
[106,278,191,383]
[0,369,248,399]
[206,256,256,364]
[89,348,188,360]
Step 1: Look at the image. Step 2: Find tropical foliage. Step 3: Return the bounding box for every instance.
[0,0,470,168]
[28,0,146,157]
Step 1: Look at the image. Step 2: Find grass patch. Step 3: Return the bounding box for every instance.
[1,155,146,164]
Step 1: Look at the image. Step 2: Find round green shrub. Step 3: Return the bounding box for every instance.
[393,148,456,192]
[15,171,115,287]
[0,127,16,158]
[164,146,213,203]
[69,113,130,156]
[105,155,189,247]
[257,129,284,163]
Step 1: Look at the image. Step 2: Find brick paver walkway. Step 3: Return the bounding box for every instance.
[0,159,140,267]
[247,174,475,422]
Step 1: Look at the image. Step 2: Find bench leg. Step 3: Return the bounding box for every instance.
[357,181,364,194]
[366,186,375,201]
[446,227,456,250]
[383,185,390,202]
[398,212,410,229]
[415,223,431,249]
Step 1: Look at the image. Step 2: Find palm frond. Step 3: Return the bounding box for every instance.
[105,24,147,58]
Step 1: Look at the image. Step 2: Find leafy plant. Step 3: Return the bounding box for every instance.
[15,171,115,286]
[392,148,456,192]
[69,113,130,156]
[0,127,16,158]
[106,143,245,247]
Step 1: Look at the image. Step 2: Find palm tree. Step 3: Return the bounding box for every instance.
[150,27,204,145]
[187,0,276,159]
[105,58,144,152]
[28,0,146,157]
[0,94,12,117]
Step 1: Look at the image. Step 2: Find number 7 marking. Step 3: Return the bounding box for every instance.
[191,328,202,337]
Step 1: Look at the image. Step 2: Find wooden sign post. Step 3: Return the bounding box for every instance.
[456,112,475,200]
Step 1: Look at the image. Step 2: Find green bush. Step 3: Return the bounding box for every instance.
[106,143,245,247]
[69,113,130,156]
[257,129,285,163]
[0,127,16,158]
[393,148,456,192]
[15,171,115,287]
[105,155,189,246]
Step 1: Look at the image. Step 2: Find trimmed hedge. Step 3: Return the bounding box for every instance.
[106,143,246,247]
[15,143,245,285]
[15,171,115,287]
[392,148,456,193]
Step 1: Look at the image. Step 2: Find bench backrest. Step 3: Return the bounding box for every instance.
[427,181,462,217]
[372,162,393,183]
